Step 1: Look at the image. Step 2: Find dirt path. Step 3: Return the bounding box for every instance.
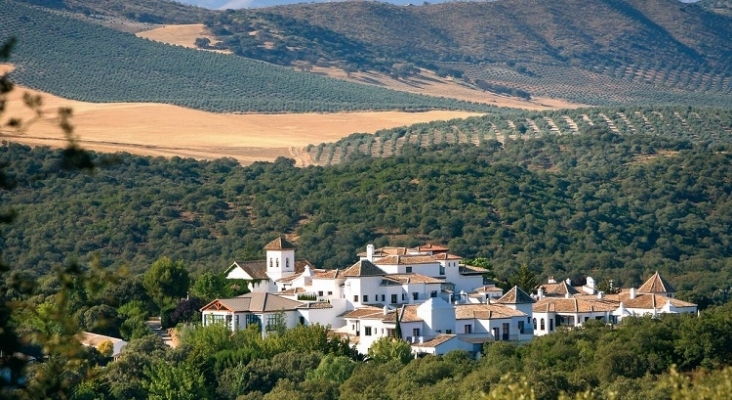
[145,318,176,348]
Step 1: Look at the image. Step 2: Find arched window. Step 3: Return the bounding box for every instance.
[540,318,545,330]
[286,258,290,268]
[269,258,273,268]
[276,259,279,268]
[533,318,537,329]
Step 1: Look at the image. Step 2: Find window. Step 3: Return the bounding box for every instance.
[549,319,554,331]
[364,327,372,336]
[406,266,413,273]
[540,318,545,330]
[391,294,398,303]
[439,265,445,275]
[533,318,537,329]
[205,314,226,326]
[276,259,279,268]
[246,314,261,331]
[402,293,406,300]
[518,321,525,334]
[286,258,289,268]
[436,330,442,334]
[464,324,472,334]
[318,291,324,296]
[299,316,305,325]
[269,258,273,268]
[446,329,452,334]
[265,314,281,332]
[412,292,419,300]
[413,328,420,337]
[363,295,369,302]
[354,295,359,302]
[328,291,333,295]
[381,294,386,302]
[430,290,437,298]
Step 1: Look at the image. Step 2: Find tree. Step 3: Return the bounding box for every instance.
[509,264,539,294]
[143,361,209,400]
[367,337,413,364]
[143,257,190,315]
[190,272,228,301]
[194,37,210,48]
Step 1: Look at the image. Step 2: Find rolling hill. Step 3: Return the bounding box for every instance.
[199,0,732,106]
[14,0,732,108]
[1,0,489,113]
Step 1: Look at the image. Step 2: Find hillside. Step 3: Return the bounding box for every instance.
[2,108,732,302]
[198,0,732,106]
[303,106,732,165]
[699,0,732,15]
[0,0,489,113]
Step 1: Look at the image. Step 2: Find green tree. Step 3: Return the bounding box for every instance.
[142,361,209,400]
[509,264,539,294]
[367,337,413,364]
[143,257,190,315]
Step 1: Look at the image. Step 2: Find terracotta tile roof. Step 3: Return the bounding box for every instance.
[414,334,456,348]
[638,272,677,294]
[414,244,450,253]
[225,259,313,281]
[384,274,445,284]
[264,236,297,250]
[340,306,384,319]
[201,292,303,313]
[459,265,489,275]
[474,285,503,293]
[279,287,307,295]
[225,260,268,280]
[297,302,333,309]
[533,297,618,313]
[375,255,438,265]
[400,305,423,322]
[539,281,578,297]
[342,260,386,277]
[455,304,526,319]
[312,269,342,279]
[496,286,535,304]
[614,293,695,309]
[431,253,462,260]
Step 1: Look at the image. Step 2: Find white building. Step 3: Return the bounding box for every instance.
[201,236,502,355]
[532,271,697,336]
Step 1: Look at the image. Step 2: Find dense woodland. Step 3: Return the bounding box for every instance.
[2,110,732,307]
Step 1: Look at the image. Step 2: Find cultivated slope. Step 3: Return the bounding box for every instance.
[0,0,489,113]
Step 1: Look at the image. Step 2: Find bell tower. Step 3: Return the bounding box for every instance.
[264,235,297,280]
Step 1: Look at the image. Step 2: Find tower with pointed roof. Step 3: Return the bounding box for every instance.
[495,286,536,316]
[637,271,677,298]
[265,236,297,281]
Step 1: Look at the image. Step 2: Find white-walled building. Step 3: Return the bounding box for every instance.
[532,271,697,336]
[202,236,502,355]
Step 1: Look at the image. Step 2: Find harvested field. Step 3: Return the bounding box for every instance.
[0,81,482,166]
[136,24,231,53]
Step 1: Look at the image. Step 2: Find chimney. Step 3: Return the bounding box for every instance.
[587,276,595,289]
[383,306,389,315]
[538,287,545,299]
[564,292,571,299]
[548,276,556,284]
[565,278,572,285]
[630,287,636,300]
[367,244,374,261]
[597,291,604,299]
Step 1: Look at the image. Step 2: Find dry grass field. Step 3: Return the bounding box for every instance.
[135,24,231,54]
[0,78,482,166]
